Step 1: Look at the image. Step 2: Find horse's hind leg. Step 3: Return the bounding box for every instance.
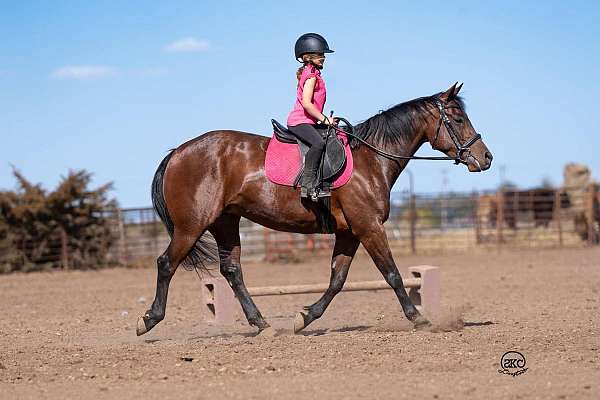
[209,214,270,332]
[359,223,430,329]
[136,229,198,336]
[294,232,360,333]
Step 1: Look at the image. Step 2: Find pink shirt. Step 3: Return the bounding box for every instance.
[286,64,327,126]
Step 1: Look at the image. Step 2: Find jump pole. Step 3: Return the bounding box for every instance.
[201,265,440,325]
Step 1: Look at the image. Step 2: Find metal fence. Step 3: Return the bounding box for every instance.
[8,185,596,271]
[107,184,600,266]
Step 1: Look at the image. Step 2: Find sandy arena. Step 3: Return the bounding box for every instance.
[1,247,599,399]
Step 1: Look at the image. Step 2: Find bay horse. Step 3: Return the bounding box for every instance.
[136,83,493,336]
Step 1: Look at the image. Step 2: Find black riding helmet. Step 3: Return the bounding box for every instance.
[294,33,334,62]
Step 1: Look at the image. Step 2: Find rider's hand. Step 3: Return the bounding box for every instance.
[324,116,338,125]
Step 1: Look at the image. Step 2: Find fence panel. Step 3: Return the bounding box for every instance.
[103,186,600,266]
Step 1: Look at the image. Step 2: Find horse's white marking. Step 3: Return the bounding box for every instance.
[467,155,482,172]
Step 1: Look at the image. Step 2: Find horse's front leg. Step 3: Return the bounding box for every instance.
[294,231,360,333]
[359,223,430,329]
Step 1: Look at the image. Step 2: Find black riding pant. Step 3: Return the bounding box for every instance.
[287,124,326,151]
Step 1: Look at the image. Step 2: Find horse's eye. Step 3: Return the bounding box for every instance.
[453,117,464,124]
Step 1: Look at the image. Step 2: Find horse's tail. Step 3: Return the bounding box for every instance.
[151,150,218,270]
[151,151,175,237]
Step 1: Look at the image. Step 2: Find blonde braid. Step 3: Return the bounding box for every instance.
[296,53,322,81]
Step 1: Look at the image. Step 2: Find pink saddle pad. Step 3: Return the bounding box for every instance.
[265,132,353,188]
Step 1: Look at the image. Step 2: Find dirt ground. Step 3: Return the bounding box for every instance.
[1,247,599,400]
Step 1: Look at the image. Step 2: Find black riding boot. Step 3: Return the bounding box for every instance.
[301,144,325,201]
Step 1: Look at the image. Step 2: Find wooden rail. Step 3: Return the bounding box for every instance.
[201,265,441,325]
[247,279,421,297]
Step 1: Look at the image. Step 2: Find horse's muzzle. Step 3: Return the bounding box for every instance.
[466,151,493,172]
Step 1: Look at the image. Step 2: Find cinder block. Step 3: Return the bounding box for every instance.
[200,276,238,325]
[407,265,440,317]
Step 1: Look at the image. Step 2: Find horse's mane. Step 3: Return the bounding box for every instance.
[351,94,465,149]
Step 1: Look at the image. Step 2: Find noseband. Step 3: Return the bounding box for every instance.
[433,98,482,165]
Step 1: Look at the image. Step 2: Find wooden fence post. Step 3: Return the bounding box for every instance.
[554,189,563,247]
[117,209,127,265]
[287,233,294,254]
[496,189,504,249]
[151,208,158,256]
[306,234,315,252]
[473,191,481,244]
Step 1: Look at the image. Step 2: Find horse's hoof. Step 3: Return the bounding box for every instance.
[257,326,276,337]
[293,312,307,334]
[136,316,148,336]
[413,315,431,331]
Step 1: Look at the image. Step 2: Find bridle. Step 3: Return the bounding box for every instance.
[331,96,483,165]
[432,98,482,165]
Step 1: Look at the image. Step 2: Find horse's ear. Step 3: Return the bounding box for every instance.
[455,82,463,95]
[440,82,458,101]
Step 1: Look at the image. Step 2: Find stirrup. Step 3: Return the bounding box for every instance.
[310,190,318,202]
[300,173,319,200]
[316,190,331,198]
[300,186,319,202]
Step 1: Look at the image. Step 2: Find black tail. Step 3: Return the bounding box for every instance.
[151,150,218,271]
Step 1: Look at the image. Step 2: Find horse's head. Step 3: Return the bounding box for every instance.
[425,83,493,172]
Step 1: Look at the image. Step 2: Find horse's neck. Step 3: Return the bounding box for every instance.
[377,125,430,192]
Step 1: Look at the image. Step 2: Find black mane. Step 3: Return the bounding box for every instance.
[351,94,465,149]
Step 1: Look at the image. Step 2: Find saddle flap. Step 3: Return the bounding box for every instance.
[321,136,346,180]
[294,133,346,182]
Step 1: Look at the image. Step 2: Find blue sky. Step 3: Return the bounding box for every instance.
[1,1,599,207]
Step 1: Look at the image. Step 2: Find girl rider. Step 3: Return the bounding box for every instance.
[286,33,337,200]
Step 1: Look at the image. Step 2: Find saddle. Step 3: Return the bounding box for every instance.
[266,119,353,197]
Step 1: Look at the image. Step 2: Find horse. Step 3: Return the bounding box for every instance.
[136,83,493,336]
[479,188,571,230]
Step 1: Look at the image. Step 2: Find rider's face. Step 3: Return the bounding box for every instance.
[313,53,325,67]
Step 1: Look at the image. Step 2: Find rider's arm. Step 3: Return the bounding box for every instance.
[301,78,333,124]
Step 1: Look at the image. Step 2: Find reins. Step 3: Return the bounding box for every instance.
[332,125,458,162]
[329,97,482,165]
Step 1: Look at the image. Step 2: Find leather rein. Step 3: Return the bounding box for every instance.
[331,96,482,165]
